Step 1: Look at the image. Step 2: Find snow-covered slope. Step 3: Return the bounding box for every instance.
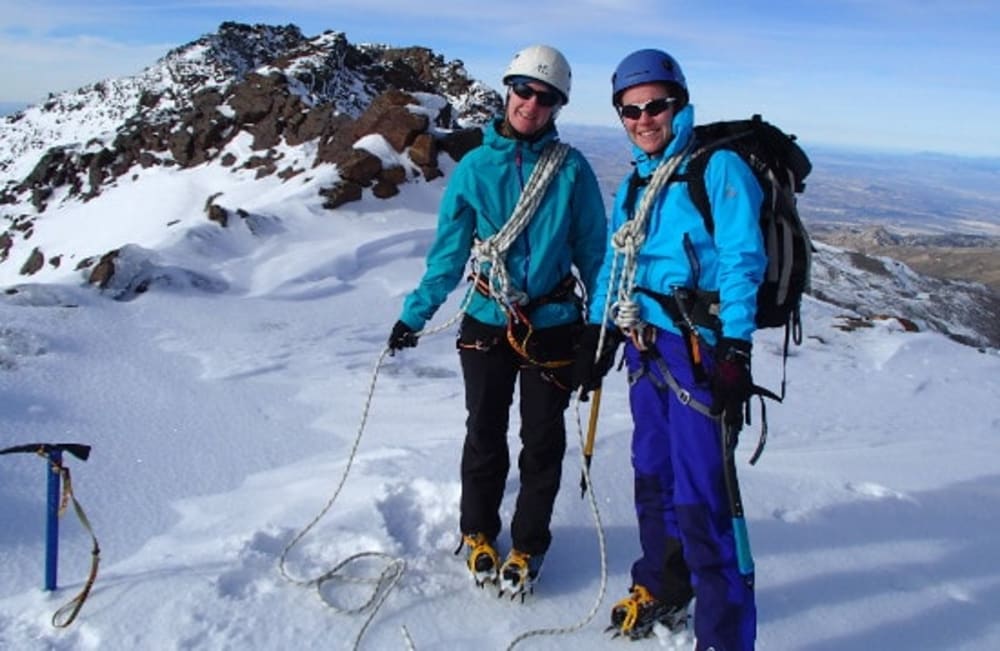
[1,172,998,649]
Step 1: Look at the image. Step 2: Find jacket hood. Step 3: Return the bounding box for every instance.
[632,104,695,177]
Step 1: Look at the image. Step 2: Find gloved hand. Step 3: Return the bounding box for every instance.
[571,324,622,398]
[711,337,753,432]
[387,320,419,354]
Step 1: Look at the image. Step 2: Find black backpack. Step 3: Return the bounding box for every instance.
[679,114,813,340]
[627,116,813,463]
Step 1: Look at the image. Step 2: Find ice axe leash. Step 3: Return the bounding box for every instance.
[0,443,100,627]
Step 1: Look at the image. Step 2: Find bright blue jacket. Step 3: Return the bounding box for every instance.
[588,105,766,343]
[400,119,607,330]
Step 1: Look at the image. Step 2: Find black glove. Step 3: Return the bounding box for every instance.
[387,320,419,353]
[571,324,623,398]
[711,337,753,432]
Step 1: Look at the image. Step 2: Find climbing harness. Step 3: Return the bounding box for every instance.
[0,443,100,628]
[469,270,580,371]
[628,349,714,419]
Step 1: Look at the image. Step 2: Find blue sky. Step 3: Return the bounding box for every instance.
[1,0,997,156]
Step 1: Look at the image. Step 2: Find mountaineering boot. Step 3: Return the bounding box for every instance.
[497,549,543,601]
[606,584,690,640]
[457,533,499,587]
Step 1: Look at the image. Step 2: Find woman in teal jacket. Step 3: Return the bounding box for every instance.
[573,49,765,649]
[387,44,606,599]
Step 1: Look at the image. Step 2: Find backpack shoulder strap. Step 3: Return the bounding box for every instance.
[675,149,714,234]
[624,146,713,230]
[622,166,649,220]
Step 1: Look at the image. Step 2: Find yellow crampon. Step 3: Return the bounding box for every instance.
[461,533,499,586]
[611,584,656,634]
[498,549,543,601]
[607,584,689,640]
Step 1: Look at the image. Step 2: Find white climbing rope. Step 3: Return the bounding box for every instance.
[276,289,481,650]
[277,345,407,651]
[604,145,692,336]
[471,142,570,312]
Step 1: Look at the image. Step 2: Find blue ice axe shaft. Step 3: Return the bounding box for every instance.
[45,448,62,591]
[721,423,755,584]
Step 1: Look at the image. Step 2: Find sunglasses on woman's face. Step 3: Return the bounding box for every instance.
[510,83,561,108]
[617,96,676,120]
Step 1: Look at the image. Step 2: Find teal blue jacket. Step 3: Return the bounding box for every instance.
[399,120,607,330]
[588,105,766,343]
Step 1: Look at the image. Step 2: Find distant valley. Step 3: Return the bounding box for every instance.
[562,125,1000,294]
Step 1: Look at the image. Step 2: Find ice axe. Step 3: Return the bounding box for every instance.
[0,442,100,626]
[579,387,602,498]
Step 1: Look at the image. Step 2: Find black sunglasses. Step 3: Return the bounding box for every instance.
[617,96,676,120]
[510,82,562,108]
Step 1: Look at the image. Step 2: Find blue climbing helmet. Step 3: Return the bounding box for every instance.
[611,49,688,107]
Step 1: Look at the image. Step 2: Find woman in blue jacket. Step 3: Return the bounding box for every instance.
[387,44,607,599]
[573,49,765,649]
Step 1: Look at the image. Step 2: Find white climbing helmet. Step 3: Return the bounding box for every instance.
[502,44,572,105]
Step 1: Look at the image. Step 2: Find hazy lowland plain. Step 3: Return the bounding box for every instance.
[563,125,1000,293]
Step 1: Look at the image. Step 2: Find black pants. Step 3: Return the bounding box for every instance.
[457,315,576,556]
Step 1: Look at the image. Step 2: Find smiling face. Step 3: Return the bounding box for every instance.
[618,82,676,155]
[505,80,558,136]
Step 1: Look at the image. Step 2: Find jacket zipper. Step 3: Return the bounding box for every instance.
[514,143,531,290]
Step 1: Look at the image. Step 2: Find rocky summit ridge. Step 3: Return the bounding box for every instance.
[0,21,501,282]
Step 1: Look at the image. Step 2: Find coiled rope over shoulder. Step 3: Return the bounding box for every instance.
[471,142,570,312]
[603,144,692,335]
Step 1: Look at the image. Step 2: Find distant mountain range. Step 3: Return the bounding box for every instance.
[1,22,998,349]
